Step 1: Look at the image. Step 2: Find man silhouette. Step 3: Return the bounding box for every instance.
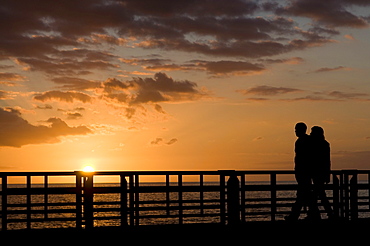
[285,122,319,221]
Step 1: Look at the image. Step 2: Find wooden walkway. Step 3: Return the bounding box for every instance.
[1,220,369,244]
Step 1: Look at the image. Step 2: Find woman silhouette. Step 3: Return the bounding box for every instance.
[310,126,334,219]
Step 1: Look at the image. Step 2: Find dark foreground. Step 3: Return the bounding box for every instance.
[1,219,369,244]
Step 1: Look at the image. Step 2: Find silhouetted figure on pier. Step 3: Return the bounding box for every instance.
[285,122,319,221]
[310,126,334,219]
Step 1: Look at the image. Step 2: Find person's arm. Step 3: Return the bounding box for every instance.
[325,143,331,183]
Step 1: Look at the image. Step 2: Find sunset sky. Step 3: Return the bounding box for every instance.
[1,0,370,173]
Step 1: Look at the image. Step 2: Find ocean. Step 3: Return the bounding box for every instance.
[1,181,369,230]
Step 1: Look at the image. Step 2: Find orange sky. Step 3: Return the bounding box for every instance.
[1,0,370,172]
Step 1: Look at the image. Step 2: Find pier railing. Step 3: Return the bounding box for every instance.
[0,170,369,230]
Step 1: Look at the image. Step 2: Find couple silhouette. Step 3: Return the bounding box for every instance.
[285,122,334,221]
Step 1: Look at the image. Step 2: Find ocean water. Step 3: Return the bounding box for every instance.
[1,182,369,230]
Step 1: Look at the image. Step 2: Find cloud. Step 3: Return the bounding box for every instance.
[253,136,264,141]
[35,104,53,110]
[344,34,356,40]
[28,73,211,121]
[0,91,8,100]
[154,104,166,114]
[150,137,178,146]
[0,107,91,147]
[237,85,303,96]
[327,91,369,99]
[237,86,370,102]
[29,73,209,120]
[166,138,178,145]
[0,90,18,100]
[52,77,101,91]
[101,72,210,106]
[313,66,353,73]
[34,91,92,103]
[80,34,128,46]
[150,138,163,145]
[332,151,370,169]
[0,72,26,83]
[261,57,305,65]
[66,112,83,120]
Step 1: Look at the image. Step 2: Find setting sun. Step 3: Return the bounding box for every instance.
[83,166,95,172]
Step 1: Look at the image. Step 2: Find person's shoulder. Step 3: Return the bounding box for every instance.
[301,134,311,141]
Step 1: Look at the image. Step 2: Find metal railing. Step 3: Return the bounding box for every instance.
[0,170,369,230]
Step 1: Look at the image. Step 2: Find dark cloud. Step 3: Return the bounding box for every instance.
[16,56,119,76]
[1,0,366,77]
[195,60,265,75]
[274,0,370,28]
[34,91,93,103]
[0,107,91,147]
[103,78,135,93]
[122,57,266,75]
[122,0,258,17]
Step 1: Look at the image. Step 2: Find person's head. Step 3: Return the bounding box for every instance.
[295,122,307,137]
[310,126,325,139]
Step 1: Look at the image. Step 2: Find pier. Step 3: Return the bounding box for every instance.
[1,170,369,231]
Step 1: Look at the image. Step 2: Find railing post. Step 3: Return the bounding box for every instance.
[1,175,8,231]
[166,174,171,216]
[240,174,245,223]
[44,175,48,220]
[270,173,277,222]
[343,172,350,220]
[75,172,83,229]
[120,175,128,227]
[226,171,240,225]
[83,173,94,230]
[134,174,140,226]
[219,173,226,225]
[349,173,358,220]
[332,174,340,218]
[26,175,31,230]
[128,175,135,226]
[178,174,183,225]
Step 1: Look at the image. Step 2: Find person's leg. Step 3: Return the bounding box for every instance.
[313,178,333,218]
[286,172,309,220]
